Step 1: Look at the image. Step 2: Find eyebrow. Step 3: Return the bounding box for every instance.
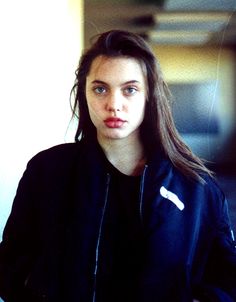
[91,80,141,85]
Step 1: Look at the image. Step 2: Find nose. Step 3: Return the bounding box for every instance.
[106,91,122,112]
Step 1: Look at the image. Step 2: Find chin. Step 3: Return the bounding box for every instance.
[108,130,138,141]
[100,129,127,140]
[106,134,127,140]
[98,126,139,141]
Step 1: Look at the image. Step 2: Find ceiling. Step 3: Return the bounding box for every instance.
[84,0,236,47]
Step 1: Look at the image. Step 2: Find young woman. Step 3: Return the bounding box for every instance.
[0,30,235,302]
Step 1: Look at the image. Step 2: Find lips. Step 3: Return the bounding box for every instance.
[104,117,126,128]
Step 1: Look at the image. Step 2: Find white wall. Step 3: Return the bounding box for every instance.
[0,0,83,239]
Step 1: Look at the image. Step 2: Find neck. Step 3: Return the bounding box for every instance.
[97,133,146,176]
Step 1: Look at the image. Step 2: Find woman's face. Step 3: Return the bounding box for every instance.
[85,55,147,143]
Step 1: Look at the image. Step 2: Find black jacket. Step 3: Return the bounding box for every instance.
[0,139,236,302]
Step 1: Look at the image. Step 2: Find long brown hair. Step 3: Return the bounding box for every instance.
[70,30,213,182]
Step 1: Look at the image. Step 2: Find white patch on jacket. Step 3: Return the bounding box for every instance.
[160,186,185,211]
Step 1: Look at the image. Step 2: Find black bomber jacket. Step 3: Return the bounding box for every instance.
[0,139,236,302]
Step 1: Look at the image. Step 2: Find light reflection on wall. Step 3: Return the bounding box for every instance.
[0,0,83,239]
[154,45,236,165]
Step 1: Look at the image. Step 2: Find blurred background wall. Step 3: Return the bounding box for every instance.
[155,45,235,166]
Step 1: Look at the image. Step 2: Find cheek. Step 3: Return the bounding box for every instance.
[86,98,97,121]
[87,101,103,122]
[133,98,146,117]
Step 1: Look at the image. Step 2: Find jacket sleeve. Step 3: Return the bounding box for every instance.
[0,159,40,302]
[198,194,236,302]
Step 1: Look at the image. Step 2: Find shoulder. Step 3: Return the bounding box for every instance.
[25,142,83,176]
[201,174,225,201]
[24,139,104,178]
[18,139,105,194]
[31,142,80,161]
[154,157,226,209]
[175,165,225,202]
[173,167,227,218]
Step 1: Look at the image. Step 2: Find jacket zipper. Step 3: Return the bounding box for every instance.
[139,164,148,225]
[92,173,111,302]
[92,165,147,301]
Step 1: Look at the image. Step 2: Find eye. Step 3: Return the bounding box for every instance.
[123,86,138,96]
[93,86,107,95]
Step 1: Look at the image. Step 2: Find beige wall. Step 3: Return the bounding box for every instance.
[68,0,84,64]
[153,44,236,164]
[0,0,84,238]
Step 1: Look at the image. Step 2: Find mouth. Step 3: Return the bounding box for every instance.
[104,117,126,128]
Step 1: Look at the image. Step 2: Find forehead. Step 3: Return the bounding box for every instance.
[87,55,146,83]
